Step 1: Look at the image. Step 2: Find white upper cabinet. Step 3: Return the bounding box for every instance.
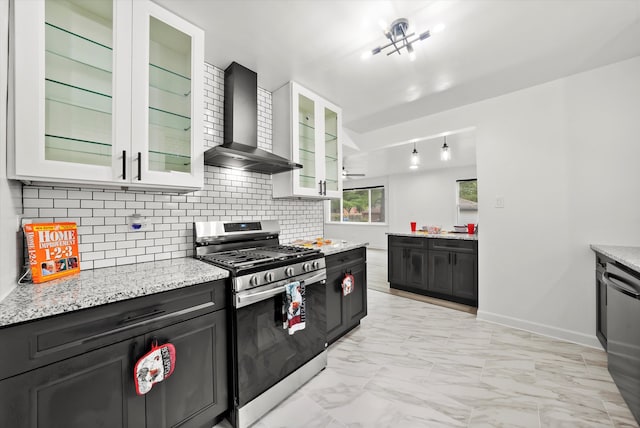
[9,0,204,191]
[272,82,342,199]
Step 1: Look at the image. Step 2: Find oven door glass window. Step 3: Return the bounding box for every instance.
[234,280,326,406]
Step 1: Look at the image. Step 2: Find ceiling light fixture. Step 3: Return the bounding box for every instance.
[410,142,419,169]
[440,136,451,161]
[365,18,430,60]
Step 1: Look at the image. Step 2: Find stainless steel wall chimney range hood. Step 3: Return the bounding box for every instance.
[203,62,302,174]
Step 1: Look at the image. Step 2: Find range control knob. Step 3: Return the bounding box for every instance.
[312,260,320,269]
[302,263,311,272]
[264,271,274,282]
[285,267,295,277]
[249,275,259,286]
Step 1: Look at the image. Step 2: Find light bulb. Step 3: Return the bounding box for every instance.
[441,140,450,161]
[407,44,416,61]
[410,146,420,167]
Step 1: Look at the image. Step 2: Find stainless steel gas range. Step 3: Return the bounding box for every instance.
[194,220,327,428]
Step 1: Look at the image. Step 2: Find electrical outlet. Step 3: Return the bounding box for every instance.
[495,196,505,208]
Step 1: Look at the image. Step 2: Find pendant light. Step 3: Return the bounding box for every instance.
[410,142,419,169]
[440,136,450,161]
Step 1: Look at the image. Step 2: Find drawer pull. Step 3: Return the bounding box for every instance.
[120,309,166,325]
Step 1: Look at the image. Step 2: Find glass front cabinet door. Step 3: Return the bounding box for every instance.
[131,1,203,189]
[272,82,342,199]
[10,0,203,191]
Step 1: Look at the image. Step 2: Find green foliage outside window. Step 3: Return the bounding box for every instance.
[330,187,385,223]
[458,180,477,202]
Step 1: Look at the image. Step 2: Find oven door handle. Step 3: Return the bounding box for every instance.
[299,271,327,286]
[235,271,327,308]
[237,286,287,308]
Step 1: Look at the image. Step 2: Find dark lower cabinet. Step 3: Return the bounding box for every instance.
[451,252,477,301]
[0,281,228,428]
[388,236,428,291]
[389,235,478,306]
[326,247,368,344]
[428,250,453,295]
[0,338,144,428]
[145,310,227,428]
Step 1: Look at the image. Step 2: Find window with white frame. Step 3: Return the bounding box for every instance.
[329,186,385,223]
[456,179,478,225]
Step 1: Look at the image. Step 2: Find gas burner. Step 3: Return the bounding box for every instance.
[199,245,319,270]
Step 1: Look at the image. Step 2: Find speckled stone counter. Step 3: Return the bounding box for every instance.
[387,231,478,241]
[590,244,640,272]
[317,240,368,256]
[0,258,229,327]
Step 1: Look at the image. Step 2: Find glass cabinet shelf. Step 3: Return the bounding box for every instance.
[44,135,111,166]
[45,79,111,114]
[149,63,191,96]
[149,150,191,173]
[299,122,315,136]
[46,50,112,97]
[45,23,112,74]
[149,107,191,131]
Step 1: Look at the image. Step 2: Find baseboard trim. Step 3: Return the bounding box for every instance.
[476,309,603,349]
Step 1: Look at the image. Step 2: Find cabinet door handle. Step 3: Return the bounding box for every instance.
[322,180,327,195]
[454,253,457,265]
[137,152,142,181]
[448,253,451,264]
[318,180,323,195]
[122,150,127,180]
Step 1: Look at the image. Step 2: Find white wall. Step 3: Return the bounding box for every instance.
[352,56,640,347]
[388,166,477,235]
[1,0,23,300]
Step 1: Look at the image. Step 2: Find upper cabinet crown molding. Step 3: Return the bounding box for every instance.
[9,0,204,191]
[272,81,342,199]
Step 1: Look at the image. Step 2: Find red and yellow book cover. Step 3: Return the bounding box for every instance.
[24,222,80,284]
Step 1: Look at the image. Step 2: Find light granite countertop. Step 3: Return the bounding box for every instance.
[0,258,229,328]
[317,240,368,256]
[286,240,368,256]
[388,231,478,241]
[590,244,640,272]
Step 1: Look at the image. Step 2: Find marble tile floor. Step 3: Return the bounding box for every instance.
[218,248,638,428]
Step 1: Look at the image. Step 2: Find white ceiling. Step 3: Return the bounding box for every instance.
[156,0,640,149]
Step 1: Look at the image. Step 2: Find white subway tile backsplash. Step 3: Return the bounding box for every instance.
[22,62,324,270]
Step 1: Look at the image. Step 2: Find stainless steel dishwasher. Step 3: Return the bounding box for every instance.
[605,262,640,424]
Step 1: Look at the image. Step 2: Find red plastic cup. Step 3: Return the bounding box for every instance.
[467,223,475,234]
[410,222,417,232]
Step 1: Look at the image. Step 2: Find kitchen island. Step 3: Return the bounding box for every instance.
[387,232,478,306]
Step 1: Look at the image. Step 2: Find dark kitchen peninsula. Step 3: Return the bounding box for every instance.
[388,233,478,306]
[0,259,230,428]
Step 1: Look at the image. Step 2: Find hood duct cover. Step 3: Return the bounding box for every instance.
[203,62,302,174]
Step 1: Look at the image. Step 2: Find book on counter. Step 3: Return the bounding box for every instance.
[23,222,80,284]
